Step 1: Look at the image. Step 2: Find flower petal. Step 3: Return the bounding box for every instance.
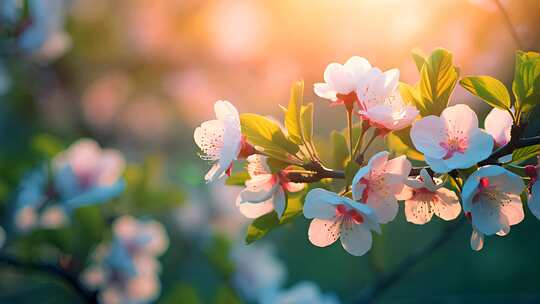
[339,223,373,256]
[470,228,484,251]
[484,108,513,146]
[314,83,337,101]
[404,199,434,225]
[529,181,540,220]
[366,194,399,224]
[324,63,354,94]
[500,194,524,226]
[410,116,447,159]
[441,104,479,136]
[308,217,340,247]
[433,188,461,221]
[274,187,286,219]
[303,188,341,219]
[236,196,274,219]
[214,100,239,122]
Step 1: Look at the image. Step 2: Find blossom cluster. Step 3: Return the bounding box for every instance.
[82,215,169,304]
[14,139,126,231]
[195,51,540,256]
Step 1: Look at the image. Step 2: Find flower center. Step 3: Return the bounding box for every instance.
[440,136,468,160]
[336,92,358,110]
[336,204,364,224]
[472,177,511,207]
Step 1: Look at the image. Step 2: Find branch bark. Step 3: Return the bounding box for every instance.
[0,254,98,304]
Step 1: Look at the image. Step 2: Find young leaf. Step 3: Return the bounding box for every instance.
[418,48,459,116]
[460,76,511,110]
[411,48,427,72]
[301,102,314,144]
[511,144,540,164]
[386,128,424,161]
[284,81,305,145]
[399,82,424,114]
[240,113,299,162]
[513,51,540,114]
[331,131,349,170]
[245,189,306,244]
[344,159,360,186]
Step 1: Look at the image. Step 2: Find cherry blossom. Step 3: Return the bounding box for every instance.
[303,188,380,256]
[313,56,372,107]
[54,138,126,208]
[231,243,286,302]
[237,154,304,219]
[356,69,419,133]
[397,169,461,224]
[526,160,540,219]
[410,104,494,173]
[484,108,513,147]
[82,216,168,304]
[194,100,243,183]
[462,165,525,237]
[352,151,412,224]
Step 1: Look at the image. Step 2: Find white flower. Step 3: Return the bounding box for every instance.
[54,138,126,208]
[397,169,461,225]
[462,166,525,237]
[303,188,380,256]
[352,151,411,224]
[314,56,373,106]
[263,281,340,304]
[231,244,286,302]
[410,104,494,173]
[194,100,242,183]
[236,154,304,219]
[484,108,513,147]
[356,69,418,132]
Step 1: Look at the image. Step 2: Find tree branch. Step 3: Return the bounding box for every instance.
[353,216,467,304]
[0,253,98,303]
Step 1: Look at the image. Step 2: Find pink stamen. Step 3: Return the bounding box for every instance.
[440,137,468,160]
[473,177,490,203]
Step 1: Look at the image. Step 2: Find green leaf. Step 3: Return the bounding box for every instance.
[344,159,360,186]
[331,131,349,170]
[411,48,427,72]
[386,128,424,161]
[225,171,249,186]
[31,134,64,159]
[240,113,299,162]
[418,48,459,116]
[460,76,511,110]
[284,81,304,145]
[213,285,241,304]
[511,144,540,164]
[513,51,540,114]
[245,189,306,244]
[399,82,424,113]
[301,102,314,144]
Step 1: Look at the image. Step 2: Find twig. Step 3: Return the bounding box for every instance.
[353,216,467,304]
[0,253,98,303]
[492,0,524,49]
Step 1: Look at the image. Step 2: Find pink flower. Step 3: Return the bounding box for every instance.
[462,166,525,239]
[410,104,494,173]
[194,100,243,183]
[526,160,540,220]
[356,69,418,132]
[303,188,380,256]
[484,108,513,147]
[314,56,373,107]
[237,155,304,219]
[397,169,461,224]
[352,151,411,223]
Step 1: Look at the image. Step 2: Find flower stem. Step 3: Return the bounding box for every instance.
[346,107,354,159]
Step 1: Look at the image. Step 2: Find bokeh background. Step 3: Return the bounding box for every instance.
[2,0,540,303]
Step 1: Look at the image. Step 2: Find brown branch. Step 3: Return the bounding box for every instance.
[0,254,98,303]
